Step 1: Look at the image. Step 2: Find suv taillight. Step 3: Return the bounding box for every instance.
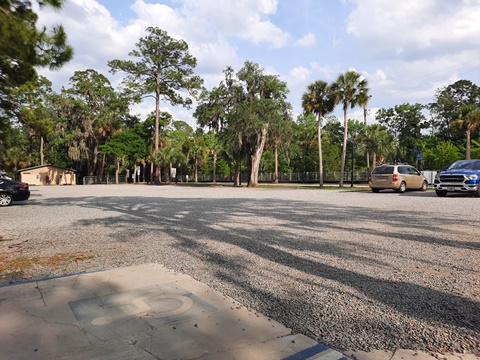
[392,174,399,182]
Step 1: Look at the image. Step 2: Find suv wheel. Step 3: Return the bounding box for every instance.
[435,189,448,197]
[371,188,380,193]
[420,181,428,192]
[397,181,406,193]
[0,193,13,206]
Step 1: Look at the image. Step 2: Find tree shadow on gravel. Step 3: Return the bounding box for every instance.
[27,193,480,351]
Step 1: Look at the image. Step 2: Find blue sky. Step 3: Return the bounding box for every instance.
[36,0,480,128]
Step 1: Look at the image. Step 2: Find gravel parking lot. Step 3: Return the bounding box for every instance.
[1,184,479,355]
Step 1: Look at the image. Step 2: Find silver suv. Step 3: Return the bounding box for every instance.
[369,164,428,193]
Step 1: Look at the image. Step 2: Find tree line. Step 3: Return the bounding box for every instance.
[1,1,480,187]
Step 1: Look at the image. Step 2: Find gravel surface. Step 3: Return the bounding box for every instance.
[1,184,479,355]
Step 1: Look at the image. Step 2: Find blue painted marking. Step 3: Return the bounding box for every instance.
[282,343,330,360]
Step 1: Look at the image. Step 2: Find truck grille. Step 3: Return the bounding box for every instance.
[440,175,465,182]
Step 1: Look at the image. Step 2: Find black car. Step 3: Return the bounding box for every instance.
[0,178,31,206]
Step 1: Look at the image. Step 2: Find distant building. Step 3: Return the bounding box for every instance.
[18,165,76,186]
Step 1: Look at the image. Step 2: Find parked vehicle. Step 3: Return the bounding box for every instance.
[0,171,12,180]
[369,164,428,193]
[0,178,31,206]
[434,159,480,197]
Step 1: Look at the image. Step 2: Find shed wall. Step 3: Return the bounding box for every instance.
[19,166,76,185]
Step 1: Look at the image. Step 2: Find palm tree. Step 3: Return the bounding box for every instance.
[302,80,335,186]
[363,124,394,167]
[154,143,177,183]
[202,130,222,183]
[357,92,372,169]
[451,104,480,159]
[266,111,293,183]
[331,71,369,186]
[187,135,209,182]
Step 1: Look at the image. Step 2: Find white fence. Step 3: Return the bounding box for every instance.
[83,175,127,185]
[83,170,437,185]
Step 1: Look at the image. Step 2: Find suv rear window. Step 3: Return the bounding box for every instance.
[372,166,394,174]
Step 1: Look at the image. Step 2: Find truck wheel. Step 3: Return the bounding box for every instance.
[475,186,480,198]
[371,188,380,193]
[435,189,448,197]
[397,182,406,193]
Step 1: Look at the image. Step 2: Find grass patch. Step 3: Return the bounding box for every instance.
[174,182,370,190]
[257,184,370,190]
[0,252,94,273]
[175,182,235,187]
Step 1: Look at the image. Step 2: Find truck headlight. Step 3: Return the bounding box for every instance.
[435,173,440,180]
[466,174,478,180]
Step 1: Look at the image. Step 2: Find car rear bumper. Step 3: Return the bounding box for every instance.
[368,182,400,190]
[13,191,30,201]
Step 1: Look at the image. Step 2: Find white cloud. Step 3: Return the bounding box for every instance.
[294,33,316,47]
[285,63,340,120]
[349,108,379,125]
[311,63,340,81]
[174,0,290,48]
[363,53,480,110]
[346,0,480,60]
[37,0,142,87]
[33,0,480,129]
[343,0,480,111]
[289,66,311,83]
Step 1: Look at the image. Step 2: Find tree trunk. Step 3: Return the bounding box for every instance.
[194,159,198,182]
[317,115,323,187]
[274,143,279,184]
[466,129,471,160]
[233,165,240,187]
[364,107,370,170]
[40,136,44,165]
[154,88,160,183]
[248,126,268,187]
[91,144,99,177]
[213,151,217,184]
[161,164,169,183]
[150,162,154,184]
[115,158,119,185]
[99,153,106,183]
[340,106,349,187]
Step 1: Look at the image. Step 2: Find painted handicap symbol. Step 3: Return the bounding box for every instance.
[91,293,194,326]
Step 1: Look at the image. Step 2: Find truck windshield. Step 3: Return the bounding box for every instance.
[447,160,480,170]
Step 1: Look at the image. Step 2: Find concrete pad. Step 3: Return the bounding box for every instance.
[392,350,480,360]
[2,264,477,360]
[349,349,480,360]
[348,350,394,360]
[0,281,44,308]
[203,334,319,360]
[0,263,343,360]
